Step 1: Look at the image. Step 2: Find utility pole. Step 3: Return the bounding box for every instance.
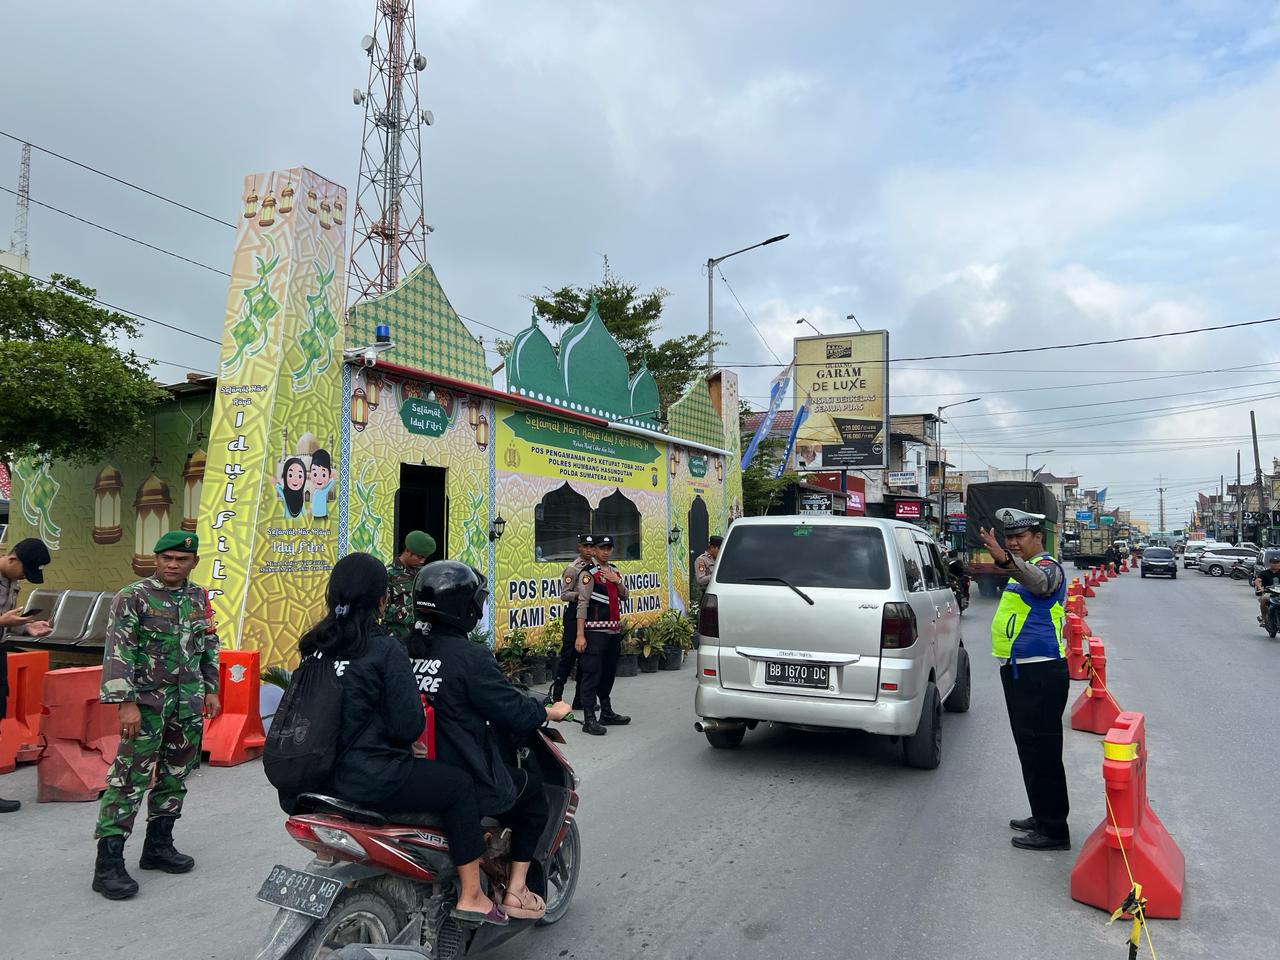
[1156,474,1166,535]
[1251,409,1267,545]
[1238,449,1244,545]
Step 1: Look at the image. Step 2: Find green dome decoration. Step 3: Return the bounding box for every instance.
[507,312,561,404]
[628,364,660,423]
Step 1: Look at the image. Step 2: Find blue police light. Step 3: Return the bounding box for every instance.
[375,324,392,344]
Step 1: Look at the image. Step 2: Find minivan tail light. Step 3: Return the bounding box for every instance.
[698,594,719,638]
[881,602,917,649]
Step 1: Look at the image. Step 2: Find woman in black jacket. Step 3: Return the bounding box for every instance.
[299,552,507,926]
[406,561,572,921]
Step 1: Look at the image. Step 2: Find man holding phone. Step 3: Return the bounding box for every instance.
[0,538,54,814]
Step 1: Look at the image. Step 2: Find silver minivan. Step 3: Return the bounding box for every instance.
[693,516,969,769]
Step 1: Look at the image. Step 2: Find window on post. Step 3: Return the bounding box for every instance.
[534,483,591,562]
[593,489,642,561]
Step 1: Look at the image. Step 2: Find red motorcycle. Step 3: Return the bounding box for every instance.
[254,725,581,960]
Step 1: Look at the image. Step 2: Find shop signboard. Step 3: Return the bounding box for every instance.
[895,501,923,519]
[888,471,917,487]
[1076,510,1092,521]
[799,490,834,515]
[791,330,889,470]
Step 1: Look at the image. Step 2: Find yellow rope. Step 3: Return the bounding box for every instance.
[1104,777,1160,960]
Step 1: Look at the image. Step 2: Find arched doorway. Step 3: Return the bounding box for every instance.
[688,495,709,600]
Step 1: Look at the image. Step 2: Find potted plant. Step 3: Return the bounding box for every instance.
[651,608,693,670]
[615,618,640,678]
[637,625,664,673]
[496,627,533,685]
[541,615,565,677]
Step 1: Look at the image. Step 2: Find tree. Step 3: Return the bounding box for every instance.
[0,272,167,466]
[740,400,797,515]
[520,257,721,414]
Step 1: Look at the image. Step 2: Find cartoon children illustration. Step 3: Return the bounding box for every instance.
[276,456,307,521]
[309,449,336,523]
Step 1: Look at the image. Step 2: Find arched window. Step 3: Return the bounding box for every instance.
[534,482,591,562]
[593,489,642,561]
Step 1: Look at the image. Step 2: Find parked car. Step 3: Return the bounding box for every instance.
[1182,542,1222,568]
[1197,545,1259,577]
[693,516,968,770]
[1140,547,1177,579]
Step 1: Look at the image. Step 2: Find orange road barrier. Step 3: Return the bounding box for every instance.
[1,650,49,772]
[1064,614,1090,680]
[202,650,266,767]
[1083,577,1098,598]
[37,666,119,802]
[1070,637,1121,734]
[1071,712,1185,920]
[1065,593,1089,619]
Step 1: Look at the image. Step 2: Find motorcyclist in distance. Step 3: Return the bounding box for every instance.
[1252,553,1280,626]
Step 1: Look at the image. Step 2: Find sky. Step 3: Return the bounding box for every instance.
[4,0,1280,527]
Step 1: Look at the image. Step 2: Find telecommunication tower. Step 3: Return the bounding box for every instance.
[348,0,434,307]
[0,142,31,275]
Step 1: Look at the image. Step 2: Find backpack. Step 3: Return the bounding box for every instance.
[263,652,345,796]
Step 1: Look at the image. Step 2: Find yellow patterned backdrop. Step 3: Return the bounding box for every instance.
[198,167,348,669]
[667,446,728,614]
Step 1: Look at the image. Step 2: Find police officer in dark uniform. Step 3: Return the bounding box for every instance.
[549,534,594,706]
[572,535,629,736]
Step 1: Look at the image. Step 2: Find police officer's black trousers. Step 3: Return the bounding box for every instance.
[577,629,619,712]
[553,606,579,686]
[1000,658,1070,841]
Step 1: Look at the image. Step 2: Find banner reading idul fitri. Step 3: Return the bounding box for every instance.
[791,330,889,471]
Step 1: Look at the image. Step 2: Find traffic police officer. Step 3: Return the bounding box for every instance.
[694,536,723,591]
[572,535,629,735]
[384,530,436,641]
[93,531,221,900]
[978,508,1070,852]
[549,534,594,706]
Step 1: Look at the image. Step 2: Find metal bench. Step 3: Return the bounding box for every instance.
[76,592,117,646]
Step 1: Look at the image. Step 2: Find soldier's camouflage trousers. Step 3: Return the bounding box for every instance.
[94,703,204,840]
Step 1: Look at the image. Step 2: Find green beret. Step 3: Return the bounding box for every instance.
[405,530,436,558]
[154,531,199,554]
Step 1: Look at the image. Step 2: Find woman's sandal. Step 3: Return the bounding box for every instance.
[501,886,547,920]
[450,900,509,926]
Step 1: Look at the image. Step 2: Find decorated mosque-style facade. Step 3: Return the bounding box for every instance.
[6,166,742,668]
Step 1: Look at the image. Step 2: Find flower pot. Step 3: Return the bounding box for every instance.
[638,653,660,673]
[615,653,640,678]
[545,652,560,676]
[527,660,549,685]
[659,646,684,671]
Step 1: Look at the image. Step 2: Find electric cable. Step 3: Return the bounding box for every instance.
[717,267,784,364]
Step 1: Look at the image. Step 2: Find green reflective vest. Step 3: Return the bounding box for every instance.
[990,553,1066,661]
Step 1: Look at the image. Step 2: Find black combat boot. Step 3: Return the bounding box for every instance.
[139,816,195,873]
[92,836,140,900]
[581,708,607,736]
[0,797,20,813]
[598,699,631,726]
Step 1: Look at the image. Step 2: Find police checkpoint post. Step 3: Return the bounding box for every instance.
[92,532,221,900]
[549,534,595,706]
[0,538,54,814]
[694,535,723,590]
[978,508,1071,852]
[385,530,437,641]
[572,535,630,736]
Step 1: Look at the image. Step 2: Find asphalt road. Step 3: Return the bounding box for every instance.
[1,567,1276,959]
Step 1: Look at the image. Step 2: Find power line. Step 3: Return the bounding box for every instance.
[717,267,783,364]
[456,313,513,337]
[7,266,223,346]
[0,129,236,229]
[1,186,230,278]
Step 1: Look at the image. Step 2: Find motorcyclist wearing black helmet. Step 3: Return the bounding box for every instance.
[405,561,573,921]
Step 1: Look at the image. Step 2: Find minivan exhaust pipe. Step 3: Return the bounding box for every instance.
[695,719,746,734]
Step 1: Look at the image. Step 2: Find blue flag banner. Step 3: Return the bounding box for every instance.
[741,361,794,471]
[1096,487,1108,504]
[774,400,810,480]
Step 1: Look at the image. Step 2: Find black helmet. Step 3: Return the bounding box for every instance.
[413,560,488,632]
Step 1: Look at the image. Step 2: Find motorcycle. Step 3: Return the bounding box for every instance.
[1232,558,1257,581]
[255,724,581,960]
[1263,585,1280,638]
[947,558,970,613]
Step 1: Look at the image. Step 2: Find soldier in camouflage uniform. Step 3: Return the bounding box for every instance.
[92,531,221,901]
[384,530,436,641]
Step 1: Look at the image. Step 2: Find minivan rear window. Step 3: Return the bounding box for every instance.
[716,525,891,589]
[1144,548,1173,559]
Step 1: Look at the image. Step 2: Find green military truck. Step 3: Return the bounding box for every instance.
[964,481,1060,598]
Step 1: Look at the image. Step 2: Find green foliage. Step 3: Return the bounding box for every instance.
[537,616,565,657]
[261,666,293,690]
[740,403,798,515]
[468,627,495,649]
[619,617,640,655]
[649,608,695,653]
[495,626,531,679]
[0,272,167,465]
[526,257,722,414]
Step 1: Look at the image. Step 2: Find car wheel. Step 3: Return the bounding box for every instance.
[1141,570,1147,578]
[903,682,942,770]
[705,726,746,749]
[944,648,971,714]
[1209,564,1225,577]
[1171,571,1177,579]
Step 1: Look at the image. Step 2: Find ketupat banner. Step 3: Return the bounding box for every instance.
[198,167,348,669]
[792,330,889,471]
[494,404,667,640]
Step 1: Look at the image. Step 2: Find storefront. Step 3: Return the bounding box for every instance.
[6,165,742,668]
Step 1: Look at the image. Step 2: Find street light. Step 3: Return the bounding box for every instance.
[1024,449,1054,478]
[795,317,823,336]
[935,398,982,540]
[846,313,865,332]
[706,233,789,368]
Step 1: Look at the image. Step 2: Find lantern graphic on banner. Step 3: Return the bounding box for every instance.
[332,197,345,225]
[350,387,369,432]
[280,182,295,214]
[475,413,490,452]
[669,447,680,478]
[92,465,123,544]
[365,375,383,411]
[714,456,724,482]
[132,472,173,576]
[258,192,277,227]
[306,189,319,214]
[319,198,332,230]
[243,186,259,220]
[182,449,207,532]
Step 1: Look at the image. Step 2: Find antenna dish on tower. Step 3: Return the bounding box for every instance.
[413,53,427,71]
[360,34,375,53]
